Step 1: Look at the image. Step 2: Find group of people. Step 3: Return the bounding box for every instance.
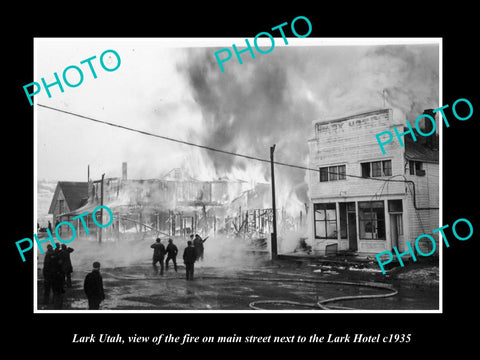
[42,243,74,309]
[151,234,207,280]
[41,233,208,311]
[42,242,105,310]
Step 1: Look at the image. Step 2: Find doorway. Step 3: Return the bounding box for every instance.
[388,199,404,250]
[389,214,404,249]
[347,202,357,251]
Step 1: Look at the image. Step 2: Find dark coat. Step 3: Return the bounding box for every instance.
[183,246,196,264]
[84,270,105,300]
[166,243,178,257]
[59,247,74,274]
[45,251,65,293]
[151,242,166,259]
[193,237,204,250]
[43,249,57,279]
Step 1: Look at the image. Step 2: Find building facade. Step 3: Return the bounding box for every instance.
[307,108,439,257]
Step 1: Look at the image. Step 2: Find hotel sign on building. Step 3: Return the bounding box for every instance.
[307,108,439,256]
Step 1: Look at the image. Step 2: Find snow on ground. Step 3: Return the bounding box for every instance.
[395,266,439,285]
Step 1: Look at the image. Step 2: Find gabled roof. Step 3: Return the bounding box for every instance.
[48,181,88,214]
[404,131,439,163]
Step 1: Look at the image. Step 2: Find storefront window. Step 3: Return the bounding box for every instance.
[314,203,337,239]
[358,201,386,240]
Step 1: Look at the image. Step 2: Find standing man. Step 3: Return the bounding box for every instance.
[193,234,207,261]
[165,238,178,272]
[151,238,166,275]
[53,242,64,288]
[47,220,52,234]
[183,240,196,280]
[42,244,56,305]
[84,261,105,310]
[50,249,65,310]
[59,244,74,288]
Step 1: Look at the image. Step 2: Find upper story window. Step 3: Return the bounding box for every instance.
[361,160,392,178]
[319,165,346,182]
[408,160,425,176]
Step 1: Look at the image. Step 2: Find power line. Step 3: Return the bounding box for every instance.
[38,103,272,164]
[36,103,413,185]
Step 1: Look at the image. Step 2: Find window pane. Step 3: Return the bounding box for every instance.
[388,199,403,212]
[415,161,423,171]
[320,167,328,182]
[315,221,326,238]
[314,203,337,238]
[409,160,415,175]
[361,163,370,178]
[315,208,325,221]
[326,221,337,237]
[338,165,346,180]
[383,160,392,176]
[359,220,370,239]
[374,205,385,219]
[329,166,337,181]
[358,201,385,240]
[372,161,382,177]
[365,220,375,233]
[326,209,336,221]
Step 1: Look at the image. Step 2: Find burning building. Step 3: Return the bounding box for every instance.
[46,158,309,256]
[307,108,439,257]
[48,162,304,246]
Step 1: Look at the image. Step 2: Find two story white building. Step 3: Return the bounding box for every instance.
[307,108,439,257]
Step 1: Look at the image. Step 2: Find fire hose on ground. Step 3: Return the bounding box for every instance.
[99,271,398,310]
[246,278,398,310]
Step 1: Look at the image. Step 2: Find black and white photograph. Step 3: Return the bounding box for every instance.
[34,38,441,312]
[6,7,478,354]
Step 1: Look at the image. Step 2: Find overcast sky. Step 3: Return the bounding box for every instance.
[35,38,440,191]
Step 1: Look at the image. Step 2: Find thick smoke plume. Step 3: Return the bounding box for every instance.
[177,44,439,211]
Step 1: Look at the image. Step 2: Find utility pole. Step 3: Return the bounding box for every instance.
[270,145,278,260]
[99,173,105,243]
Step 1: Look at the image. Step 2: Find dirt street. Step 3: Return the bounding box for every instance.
[37,254,439,311]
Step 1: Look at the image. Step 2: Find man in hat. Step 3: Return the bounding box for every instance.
[183,240,197,280]
[59,244,74,288]
[151,238,166,275]
[193,234,208,261]
[42,244,56,305]
[165,238,178,272]
[83,261,105,310]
